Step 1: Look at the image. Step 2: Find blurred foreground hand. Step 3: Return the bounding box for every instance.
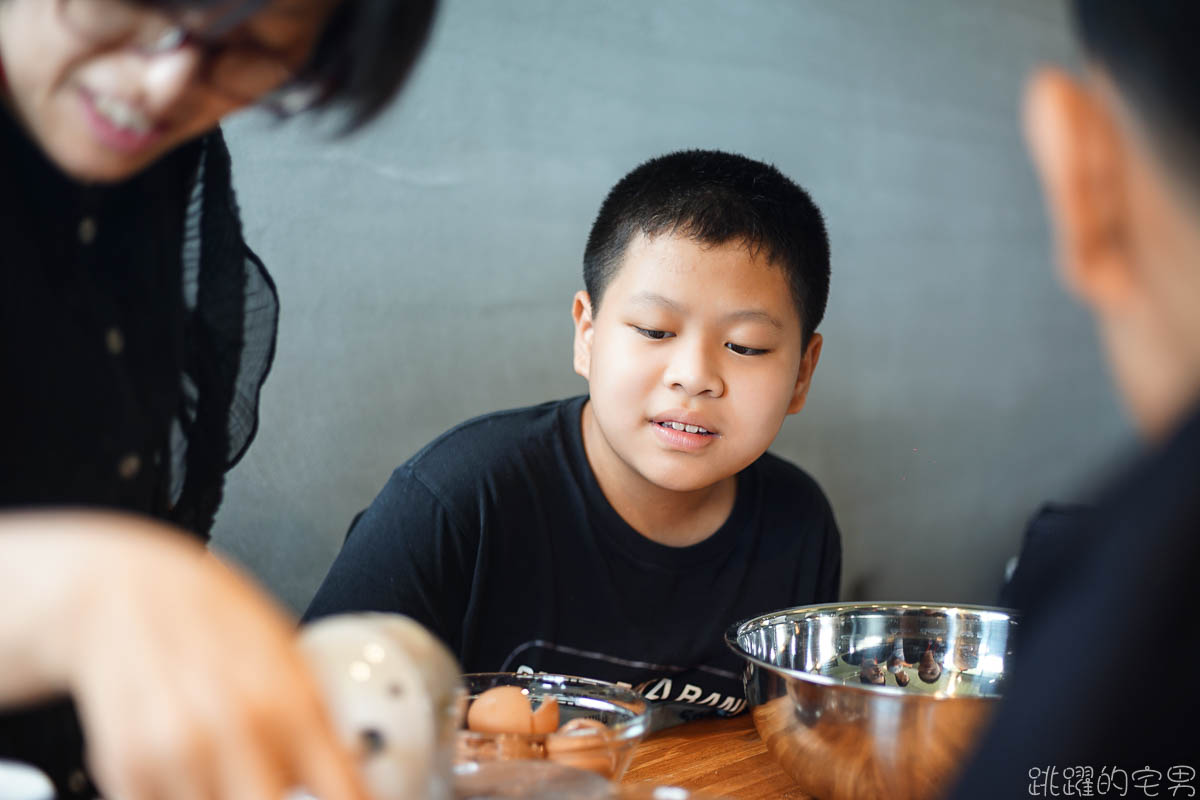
[0,511,370,800]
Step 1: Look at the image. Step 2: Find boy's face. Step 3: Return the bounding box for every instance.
[573,232,823,494]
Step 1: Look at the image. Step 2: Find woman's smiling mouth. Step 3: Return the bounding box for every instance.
[80,88,165,155]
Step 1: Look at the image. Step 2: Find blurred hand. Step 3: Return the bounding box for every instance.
[0,512,369,800]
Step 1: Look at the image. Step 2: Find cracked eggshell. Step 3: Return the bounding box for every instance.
[546,718,616,777]
[466,685,533,734]
[530,696,560,734]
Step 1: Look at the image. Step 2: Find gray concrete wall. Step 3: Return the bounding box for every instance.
[213,0,1130,613]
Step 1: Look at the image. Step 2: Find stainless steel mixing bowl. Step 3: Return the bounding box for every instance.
[725,603,1018,800]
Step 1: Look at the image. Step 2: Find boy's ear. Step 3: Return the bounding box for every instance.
[572,290,595,379]
[1024,67,1134,312]
[787,333,823,415]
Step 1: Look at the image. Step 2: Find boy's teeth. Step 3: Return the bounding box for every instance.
[95,95,152,135]
[661,421,709,434]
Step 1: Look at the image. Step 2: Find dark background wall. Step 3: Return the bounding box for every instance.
[213,0,1129,612]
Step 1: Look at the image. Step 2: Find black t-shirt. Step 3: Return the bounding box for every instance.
[948,402,1200,797]
[306,396,841,720]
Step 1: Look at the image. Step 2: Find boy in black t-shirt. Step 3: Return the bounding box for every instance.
[306,150,840,718]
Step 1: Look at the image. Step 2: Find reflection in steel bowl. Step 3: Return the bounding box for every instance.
[726,603,1018,800]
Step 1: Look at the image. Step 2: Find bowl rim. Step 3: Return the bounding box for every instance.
[458,671,650,744]
[724,601,1018,701]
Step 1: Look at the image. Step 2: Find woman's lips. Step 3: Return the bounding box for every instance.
[650,420,719,452]
[79,89,164,155]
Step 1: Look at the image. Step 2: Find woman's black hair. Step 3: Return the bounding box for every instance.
[298,0,437,131]
[143,0,438,131]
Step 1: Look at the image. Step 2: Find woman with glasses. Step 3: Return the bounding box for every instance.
[0,0,435,797]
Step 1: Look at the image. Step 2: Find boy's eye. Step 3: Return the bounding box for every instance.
[633,326,674,340]
[726,342,769,356]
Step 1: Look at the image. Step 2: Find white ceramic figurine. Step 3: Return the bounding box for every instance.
[299,613,463,800]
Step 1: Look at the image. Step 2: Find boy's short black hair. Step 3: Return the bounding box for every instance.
[583,149,831,346]
[1073,1,1200,184]
[143,0,437,131]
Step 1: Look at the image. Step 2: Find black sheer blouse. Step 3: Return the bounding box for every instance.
[0,104,278,794]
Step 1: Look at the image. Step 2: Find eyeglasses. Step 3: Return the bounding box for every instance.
[57,0,304,105]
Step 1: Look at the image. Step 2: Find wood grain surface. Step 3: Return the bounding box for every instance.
[620,716,813,799]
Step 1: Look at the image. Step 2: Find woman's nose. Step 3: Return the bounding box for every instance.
[137,44,205,115]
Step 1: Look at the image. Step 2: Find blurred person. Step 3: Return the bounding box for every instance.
[949,0,1200,792]
[0,0,435,797]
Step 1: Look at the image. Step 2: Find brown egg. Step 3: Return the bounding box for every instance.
[546,717,614,777]
[495,733,536,760]
[456,733,498,763]
[530,697,560,735]
[467,686,533,734]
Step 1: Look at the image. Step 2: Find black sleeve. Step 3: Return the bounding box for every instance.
[303,466,475,651]
[996,503,1091,612]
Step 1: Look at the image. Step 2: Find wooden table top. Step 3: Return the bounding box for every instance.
[620,716,813,799]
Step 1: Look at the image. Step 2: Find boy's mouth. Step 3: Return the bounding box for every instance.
[650,416,720,452]
[650,411,720,437]
[655,420,716,436]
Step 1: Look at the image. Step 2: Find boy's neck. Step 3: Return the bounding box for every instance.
[580,401,737,548]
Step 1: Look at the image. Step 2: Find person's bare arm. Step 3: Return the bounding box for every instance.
[0,510,368,800]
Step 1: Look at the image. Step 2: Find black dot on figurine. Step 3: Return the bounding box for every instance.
[388,682,404,697]
[361,728,386,754]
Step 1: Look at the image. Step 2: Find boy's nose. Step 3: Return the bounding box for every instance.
[663,343,724,398]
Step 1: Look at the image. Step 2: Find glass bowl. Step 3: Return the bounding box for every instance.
[455,673,650,781]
